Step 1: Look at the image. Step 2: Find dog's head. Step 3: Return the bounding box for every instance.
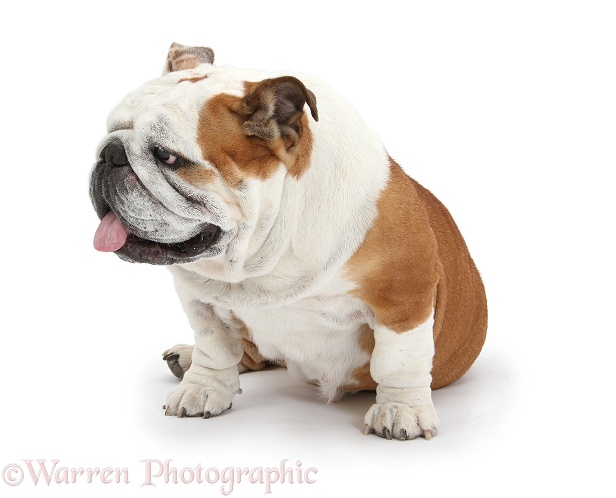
[90,43,318,268]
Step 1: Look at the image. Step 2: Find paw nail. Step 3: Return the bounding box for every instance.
[423,430,433,440]
[383,427,392,440]
[203,411,212,419]
[399,429,408,440]
[363,424,371,435]
[178,407,186,418]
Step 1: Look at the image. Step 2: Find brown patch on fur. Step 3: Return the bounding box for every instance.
[338,325,377,394]
[176,166,217,186]
[198,93,282,188]
[358,323,375,353]
[341,362,378,394]
[238,322,267,371]
[344,159,439,333]
[197,82,315,187]
[178,75,208,84]
[345,158,487,389]
[288,114,313,178]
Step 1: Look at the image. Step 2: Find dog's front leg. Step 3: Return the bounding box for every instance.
[363,314,439,440]
[164,301,243,418]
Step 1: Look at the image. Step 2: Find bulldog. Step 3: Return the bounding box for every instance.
[90,43,487,440]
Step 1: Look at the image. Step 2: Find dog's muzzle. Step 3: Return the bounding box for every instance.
[90,142,222,265]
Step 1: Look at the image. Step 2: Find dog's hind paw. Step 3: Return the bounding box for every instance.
[162,344,194,379]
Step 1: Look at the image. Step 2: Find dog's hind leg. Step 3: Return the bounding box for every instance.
[163,336,269,380]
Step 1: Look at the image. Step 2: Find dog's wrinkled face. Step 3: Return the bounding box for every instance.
[90,44,317,267]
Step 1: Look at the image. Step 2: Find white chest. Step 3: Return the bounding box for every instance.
[233,286,374,402]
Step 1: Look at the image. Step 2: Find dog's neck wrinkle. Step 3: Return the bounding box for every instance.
[217,179,299,284]
[217,121,389,287]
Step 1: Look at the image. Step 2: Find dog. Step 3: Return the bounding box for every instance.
[90,43,487,440]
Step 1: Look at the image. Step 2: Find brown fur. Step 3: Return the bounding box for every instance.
[176,166,217,186]
[342,364,378,394]
[340,325,378,394]
[197,93,282,188]
[345,158,487,389]
[197,83,314,188]
[358,323,375,353]
[178,76,209,84]
[240,325,268,371]
[344,159,440,333]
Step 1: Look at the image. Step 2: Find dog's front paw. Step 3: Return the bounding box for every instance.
[162,344,194,379]
[363,402,439,440]
[164,381,234,419]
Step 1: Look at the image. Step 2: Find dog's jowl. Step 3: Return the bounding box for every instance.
[90,43,488,440]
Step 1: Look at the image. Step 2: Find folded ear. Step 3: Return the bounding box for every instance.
[241,76,318,148]
[163,42,215,75]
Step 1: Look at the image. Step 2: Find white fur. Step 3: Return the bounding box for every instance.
[370,315,435,389]
[233,275,374,402]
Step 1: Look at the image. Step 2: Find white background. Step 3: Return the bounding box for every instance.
[1,1,614,496]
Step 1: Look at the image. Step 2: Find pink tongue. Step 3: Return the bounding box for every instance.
[93,211,129,252]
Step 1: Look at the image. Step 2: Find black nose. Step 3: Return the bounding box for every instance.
[102,143,129,167]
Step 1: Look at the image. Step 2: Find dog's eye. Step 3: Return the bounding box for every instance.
[153,146,178,166]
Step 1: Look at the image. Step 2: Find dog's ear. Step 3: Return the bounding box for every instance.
[163,42,215,75]
[241,76,318,147]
